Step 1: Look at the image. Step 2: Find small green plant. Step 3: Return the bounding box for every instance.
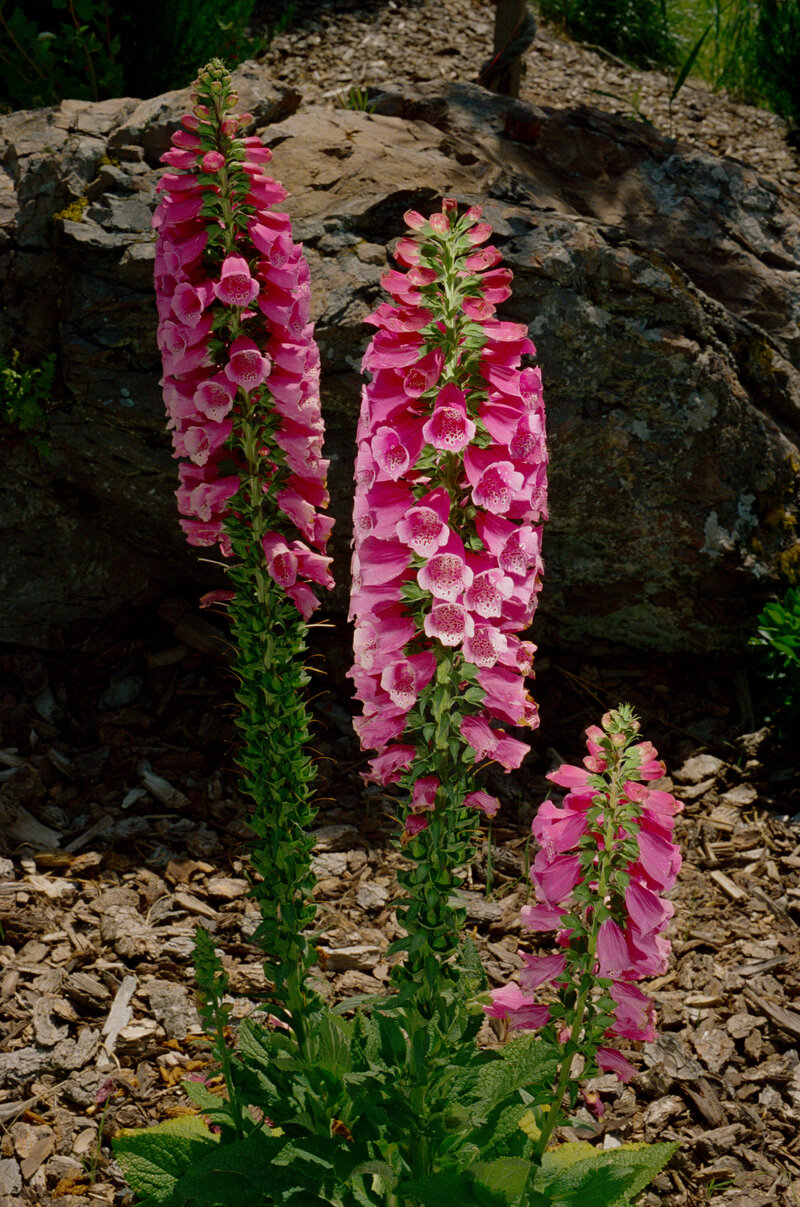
[704,1175,735,1198]
[338,83,378,112]
[750,585,800,739]
[588,84,653,123]
[85,1078,119,1185]
[0,350,57,457]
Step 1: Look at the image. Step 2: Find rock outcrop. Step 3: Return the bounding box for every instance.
[1,67,798,650]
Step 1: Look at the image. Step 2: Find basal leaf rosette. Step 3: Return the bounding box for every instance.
[348,199,548,833]
[485,706,683,1147]
[152,60,333,618]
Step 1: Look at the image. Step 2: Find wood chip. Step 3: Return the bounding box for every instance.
[743,987,800,1041]
[138,765,190,811]
[98,975,137,1068]
[709,869,746,901]
[682,1077,728,1128]
[172,891,218,920]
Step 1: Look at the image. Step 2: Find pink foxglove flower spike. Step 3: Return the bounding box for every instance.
[348,198,547,976]
[152,60,333,1012]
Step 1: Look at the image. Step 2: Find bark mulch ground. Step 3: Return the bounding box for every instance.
[1,597,799,1206]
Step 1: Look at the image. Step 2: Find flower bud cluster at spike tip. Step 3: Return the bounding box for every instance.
[152,59,333,618]
[485,706,682,1085]
[348,199,548,804]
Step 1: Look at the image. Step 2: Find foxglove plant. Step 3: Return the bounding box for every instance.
[486,705,683,1150]
[116,106,682,1201]
[153,60,333,1009]
[349,199,547,977]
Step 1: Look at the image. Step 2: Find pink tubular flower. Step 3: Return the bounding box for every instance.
[596,1047,637,1083]
[380,653,436,710]
[215,254,260,307]
[485,983,550,1031]
[225,336,272,390]
[518,952,566,993]
[464,790,501,817]
[468,459,525,515]
[417,552,473,602]
[423,602,474,647]
[153,67,333,617]
[422,384,476,451]
[411,776,440,811]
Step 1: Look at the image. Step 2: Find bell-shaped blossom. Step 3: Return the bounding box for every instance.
[423,602,474,647]
[462,624,506,668]
[464,569,514,619]
[380,653,436,710]
[411,776,440,812]
[606,982,657,1043]
[422,384,477,451]
[485,983,550,1031]
[224,336,272,391]
[518,952,566,994]
[180,419,233,466]
[417,552,474,602]
[214,254,260,307]
[596,1047,637,1083]
[468,458,525,515]
[404,813,430,837]
[194,374,237,422]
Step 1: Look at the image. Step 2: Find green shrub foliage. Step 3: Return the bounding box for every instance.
[111,0,257,98]
[750,585,800,739]
[537,0,677,67]
[0,0,274,109]
[753,0,800,136]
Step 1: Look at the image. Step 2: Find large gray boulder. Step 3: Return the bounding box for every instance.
[1,68,798,651]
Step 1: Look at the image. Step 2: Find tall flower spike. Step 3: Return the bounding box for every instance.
[348,198,547,978]
[485,706,682,1146]
[153,61,334,1013]
[153,61,333,617]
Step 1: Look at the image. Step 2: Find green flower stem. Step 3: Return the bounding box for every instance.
[532,751,623,1161]
[213,1007,245,1140]
[227,557,319,1006]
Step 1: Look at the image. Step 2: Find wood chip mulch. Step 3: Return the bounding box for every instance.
[1,596,799,1206]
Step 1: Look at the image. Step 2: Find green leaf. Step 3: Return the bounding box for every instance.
[471,1157,532,1200]
[534,1140,679,1206]
[313,1011,353,1079]
[670,23,710,102]
[470,1034,559,1113]
[113,1115,219,1207]
[398,1169,476,1206]
[174,1132,286,1205]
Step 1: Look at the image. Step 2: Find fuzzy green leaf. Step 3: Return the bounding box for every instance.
[113,1115,219,1206]
[534,1140,679,1206]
